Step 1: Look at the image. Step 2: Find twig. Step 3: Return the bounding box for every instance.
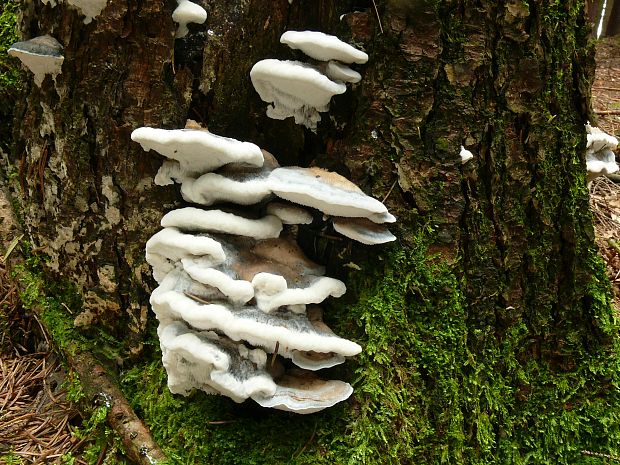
[594,109,620,115]
[593,86,620,91]
[581,450,620,462]
[371,0,384,34]
[382,179,397,203]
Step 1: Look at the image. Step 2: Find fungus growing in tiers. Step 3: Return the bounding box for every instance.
[8,35,64,87]
[172,0,207,38]
[136,122,395,413]
[250,31,367,129]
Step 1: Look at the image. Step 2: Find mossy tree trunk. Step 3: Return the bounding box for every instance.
[8,0,620,463]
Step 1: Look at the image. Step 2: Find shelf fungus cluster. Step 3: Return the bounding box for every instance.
[586,123,619,181]
[251,31,368,130]
[133,122,395,413]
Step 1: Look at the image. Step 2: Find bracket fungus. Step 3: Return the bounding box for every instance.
[135,118,395,413]
[8,35,64,87]
[280,30,369,64]
[172,0,207,38]
[250,59,346,130]
[251,31,367,129]
[460,145,474,164]
[66,0,108,24]
[586,123,619,181]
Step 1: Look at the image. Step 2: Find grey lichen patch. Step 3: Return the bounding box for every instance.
[46,221,78,271]
[101,175,121,227]
[97,265,117,293]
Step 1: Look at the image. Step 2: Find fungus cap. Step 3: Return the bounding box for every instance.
[180,173,273,206]
[181,259,254,304]
[280,31,368,64]
[265,202,313,225]
[8,35,64,86]
[161,208,283,239]
[324,60,361,83]
[460,145,474,164]
[172,0,207,38]
[268,167,389,218]
[251,273,346,313]
[145,228,226,282]
[131,127,264,177]
[586,123,618,153]
[252,370,353,414]
[332,217,396,245]
[66,0,108,24]
[250,59,346,129]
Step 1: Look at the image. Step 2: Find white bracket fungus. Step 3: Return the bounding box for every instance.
[161,208,283,239]
[251,370,354,414]
[460,145,474,164]
[173,0,207,38]
[280,30,368,64]
[268,167,390,219]
[66,0,108,24]
[8,35,64,87]
[324,60,362,84]
[250,31,368,129]
[131,126,264,177]
[138,117,395,412]
[252,273,346,313]
[332,217,397,245]
[586,123,619,181]
[250,59,346,130]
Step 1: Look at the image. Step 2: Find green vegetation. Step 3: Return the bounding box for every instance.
[0,0,21,150]
[119,229,620,464]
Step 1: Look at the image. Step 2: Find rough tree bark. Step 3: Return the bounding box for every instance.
[6,0,620,463]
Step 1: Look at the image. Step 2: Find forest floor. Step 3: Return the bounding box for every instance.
[590,36,620,311]
[1,38,620,464]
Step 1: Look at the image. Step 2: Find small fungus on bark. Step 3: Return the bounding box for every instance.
[8,35,64,87]
[172,0,207,38]
[66,0,108,24]
[250,31,367,129]
[460,145,474,164]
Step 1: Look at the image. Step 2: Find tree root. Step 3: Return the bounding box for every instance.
[65,350,168,465]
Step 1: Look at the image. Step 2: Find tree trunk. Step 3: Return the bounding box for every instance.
[7,0,620,463]
[603,0,620,36]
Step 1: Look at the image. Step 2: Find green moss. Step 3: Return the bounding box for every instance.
[118,219,620,465]
[0,0,21,150]
[119,233,466,464]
